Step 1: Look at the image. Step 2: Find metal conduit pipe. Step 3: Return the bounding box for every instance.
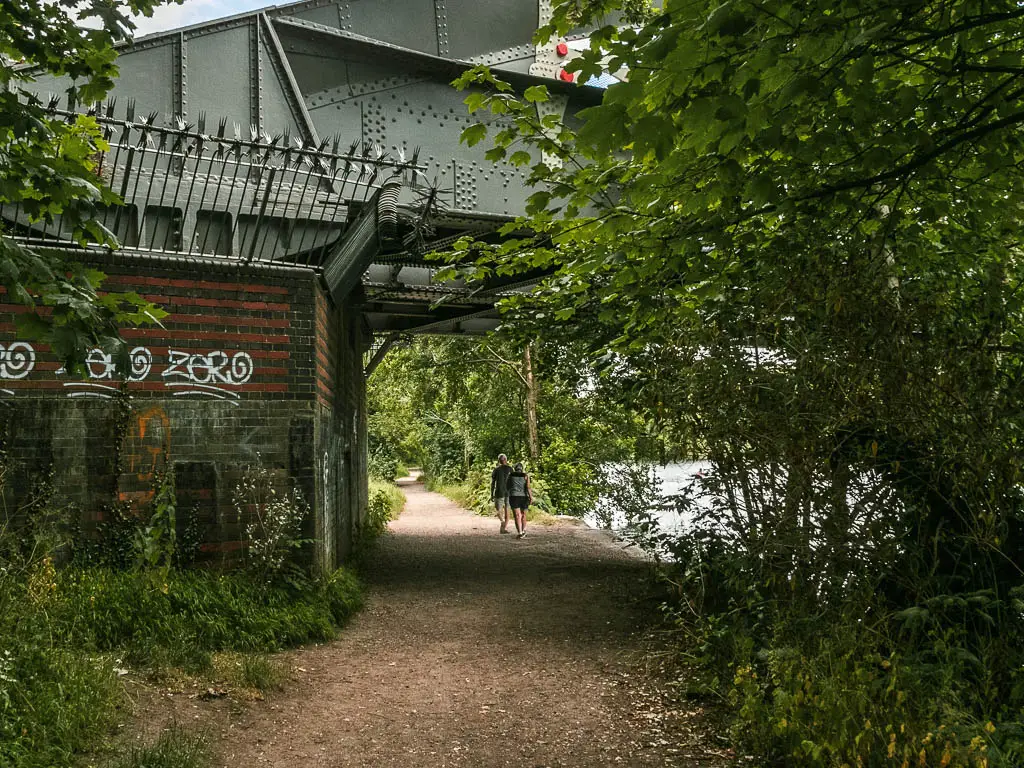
[321,177,404,305]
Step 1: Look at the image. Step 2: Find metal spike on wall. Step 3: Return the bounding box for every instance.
[6,95,428,266]
[195,112,206,155]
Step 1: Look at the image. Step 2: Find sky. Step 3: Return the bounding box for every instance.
[131,0,269,37]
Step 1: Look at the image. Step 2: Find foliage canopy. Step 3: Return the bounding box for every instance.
[0,0,172,369]
[450,0,1024,763]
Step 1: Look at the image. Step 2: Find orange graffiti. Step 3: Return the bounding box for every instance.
[119,406,171,506]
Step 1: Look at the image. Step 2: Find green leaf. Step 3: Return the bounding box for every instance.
[509,151,533,167]
[460,123,488,147]
[746,174,779,206]
[576,103,630,155]
[464,91,487,113]
[524,85,549,104]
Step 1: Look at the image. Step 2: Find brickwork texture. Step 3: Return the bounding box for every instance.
[0,253,368,572]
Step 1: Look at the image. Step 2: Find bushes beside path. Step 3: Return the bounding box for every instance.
[0,456,368,768]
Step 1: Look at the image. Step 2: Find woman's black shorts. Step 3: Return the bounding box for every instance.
[509,495,530,509]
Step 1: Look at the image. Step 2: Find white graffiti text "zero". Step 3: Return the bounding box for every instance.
[164,350,255,386]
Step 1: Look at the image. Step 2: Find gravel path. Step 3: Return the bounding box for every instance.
[212,479,723,767]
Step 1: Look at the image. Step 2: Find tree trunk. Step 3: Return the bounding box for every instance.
[523,342,540,460]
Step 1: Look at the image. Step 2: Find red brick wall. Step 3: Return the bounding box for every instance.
[0,273,309,400]
[314,283,340,409]
[0,256,364,571]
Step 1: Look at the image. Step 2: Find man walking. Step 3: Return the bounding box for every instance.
[490,453,514,534]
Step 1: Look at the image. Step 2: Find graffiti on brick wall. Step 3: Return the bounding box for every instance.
[0,341,255,404]
[0,342,36,381]
[116,405,172,507]
[122,405,172,497]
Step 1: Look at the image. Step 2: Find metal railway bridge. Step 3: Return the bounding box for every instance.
[0,0,610,571]
[16,0,604,349]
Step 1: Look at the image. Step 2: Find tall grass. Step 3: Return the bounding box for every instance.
[0,563,362,768]
[106,724,210,768]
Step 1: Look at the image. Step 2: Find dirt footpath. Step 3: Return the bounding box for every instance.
[213,480,724,767]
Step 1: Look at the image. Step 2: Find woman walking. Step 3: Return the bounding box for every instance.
[508,462,533,539]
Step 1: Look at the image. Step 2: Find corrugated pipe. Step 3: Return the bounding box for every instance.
[322,177,404,304]
[376,178,402,245]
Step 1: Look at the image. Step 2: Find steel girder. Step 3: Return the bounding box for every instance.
[19,0,601,335]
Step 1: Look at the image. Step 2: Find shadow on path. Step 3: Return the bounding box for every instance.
[213,480,723,768]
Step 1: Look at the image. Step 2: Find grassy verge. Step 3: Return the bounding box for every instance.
[428,479,488,514]
[0,563,362,768]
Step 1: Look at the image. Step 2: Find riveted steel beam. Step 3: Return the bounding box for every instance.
[433,0,449,56]
[364,332,400,376]
[260,13,320,146]
[394,307,502,335]
[249,17,263,131]
[467,43,536,67]
[265,0,340,21]
[172,32,186,116]
[269,15,596,100]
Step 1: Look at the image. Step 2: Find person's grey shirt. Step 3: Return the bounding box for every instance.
[491,464,513,497]
[508,472,528,496]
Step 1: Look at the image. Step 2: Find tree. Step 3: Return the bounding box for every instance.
[453,1,1024,761]
[368,335,646,512]
[0,0,172,370]
[458,0,1024,589]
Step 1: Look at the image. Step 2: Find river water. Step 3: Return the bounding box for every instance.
[583,461,712,534]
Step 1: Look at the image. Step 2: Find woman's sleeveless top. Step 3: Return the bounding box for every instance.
[508,472,528,496]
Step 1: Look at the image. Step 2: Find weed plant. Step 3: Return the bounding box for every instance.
[233,456,311,583]
[105,724,210,768]
[364,480,406,540]
[646,519,1024,767]
[211,652,285,692]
